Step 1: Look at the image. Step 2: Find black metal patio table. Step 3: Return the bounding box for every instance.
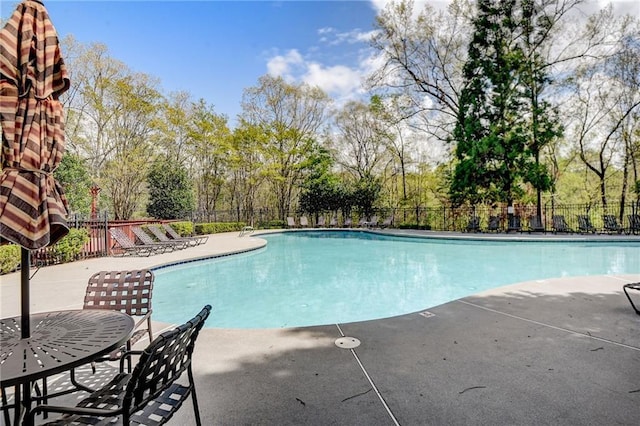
[0,309,134,425]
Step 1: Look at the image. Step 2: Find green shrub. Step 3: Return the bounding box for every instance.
[194,222,246,235]
[258,220,285,229]
[51,228,89,263]
[168,221,194,236]
[0,244,21,274]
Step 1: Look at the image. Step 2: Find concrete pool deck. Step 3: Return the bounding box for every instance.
[1,230,640,425]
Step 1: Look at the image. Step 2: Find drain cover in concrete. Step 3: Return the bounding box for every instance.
[335,337,361,349]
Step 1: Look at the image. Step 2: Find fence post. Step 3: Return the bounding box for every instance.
[103,211,109,256]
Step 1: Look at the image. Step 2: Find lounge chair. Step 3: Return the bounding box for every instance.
[316,216,326,227]
[527,215,545,233]
[486,215,500,232]
[552,215,572,233]
[300,216,310,227]
[364,215,378,228]
[343,218,353,227]
[148,224,198,247]
[28,305,211,426]
[623,282,640,315]
[507,215,522,233]
[465,216,480,232]
[163,223,208,245]
[602,215,623,234]
[329,216,338,227]
[109,228,164,256]
[577,215,596,234]
[628,214,640,235]
[287,216,297,228]
[132,226,186,251]
[380,215,393,229]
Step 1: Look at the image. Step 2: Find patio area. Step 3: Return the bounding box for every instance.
[1,230,639,425]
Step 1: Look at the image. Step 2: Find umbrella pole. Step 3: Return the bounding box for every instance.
[21,247,30,338]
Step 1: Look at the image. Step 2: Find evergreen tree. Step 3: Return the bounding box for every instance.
[299,146,341,218]
[450,0,556,210]
[55,153,93,216]
[519,0,561,217]
[146,158,194,220]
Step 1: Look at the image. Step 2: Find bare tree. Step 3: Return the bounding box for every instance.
[101,73,162,219]
[187,99,231,222]
[564,11,640,207]
[154,91,195,166]
[368,0,473,141]
[228,120,268,223]
[333,100,392,181]
[241,75,330,219]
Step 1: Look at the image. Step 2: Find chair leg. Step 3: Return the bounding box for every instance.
[1,386,13,426]
[147,317,153,343]
[69,369,97,394]
[623,283,640,315]
[188,368,202,426]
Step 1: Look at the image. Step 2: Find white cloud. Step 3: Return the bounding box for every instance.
[266,48,366,95]
[316,25,378,46]
[302,63,363,96]
[266,50,304,79]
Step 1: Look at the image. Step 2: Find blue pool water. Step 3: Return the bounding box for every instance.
[153,231,640,329]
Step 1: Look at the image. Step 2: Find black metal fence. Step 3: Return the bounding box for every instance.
[189,201,640,234]
[25,201,640,268]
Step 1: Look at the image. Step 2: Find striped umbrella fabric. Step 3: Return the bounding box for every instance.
[0,0,71,250]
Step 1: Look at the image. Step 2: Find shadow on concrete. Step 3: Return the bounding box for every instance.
[21,282,640,425]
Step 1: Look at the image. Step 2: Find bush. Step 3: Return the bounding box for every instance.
[194,222,247,235]
[258,220,285,229]
[0,244,21,274]
[51,228,89,263]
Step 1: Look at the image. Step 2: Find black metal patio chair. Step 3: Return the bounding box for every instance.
[35,270,155,412]
[486,215,501,232]
[527,215,545,233]
[552,215,573,233]
[28,305,212,426]
[628,214,640,235]
[507,215,522,233]
[603,215,623,234]
[465,215,481,233]
[577,215,596,234]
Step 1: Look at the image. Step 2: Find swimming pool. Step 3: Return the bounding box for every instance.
[153,231,640,329]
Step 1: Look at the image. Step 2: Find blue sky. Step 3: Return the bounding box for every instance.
[2,0,638,124]
[1,1,383,122]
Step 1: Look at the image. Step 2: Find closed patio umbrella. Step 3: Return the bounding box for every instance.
[0,0,70,338]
